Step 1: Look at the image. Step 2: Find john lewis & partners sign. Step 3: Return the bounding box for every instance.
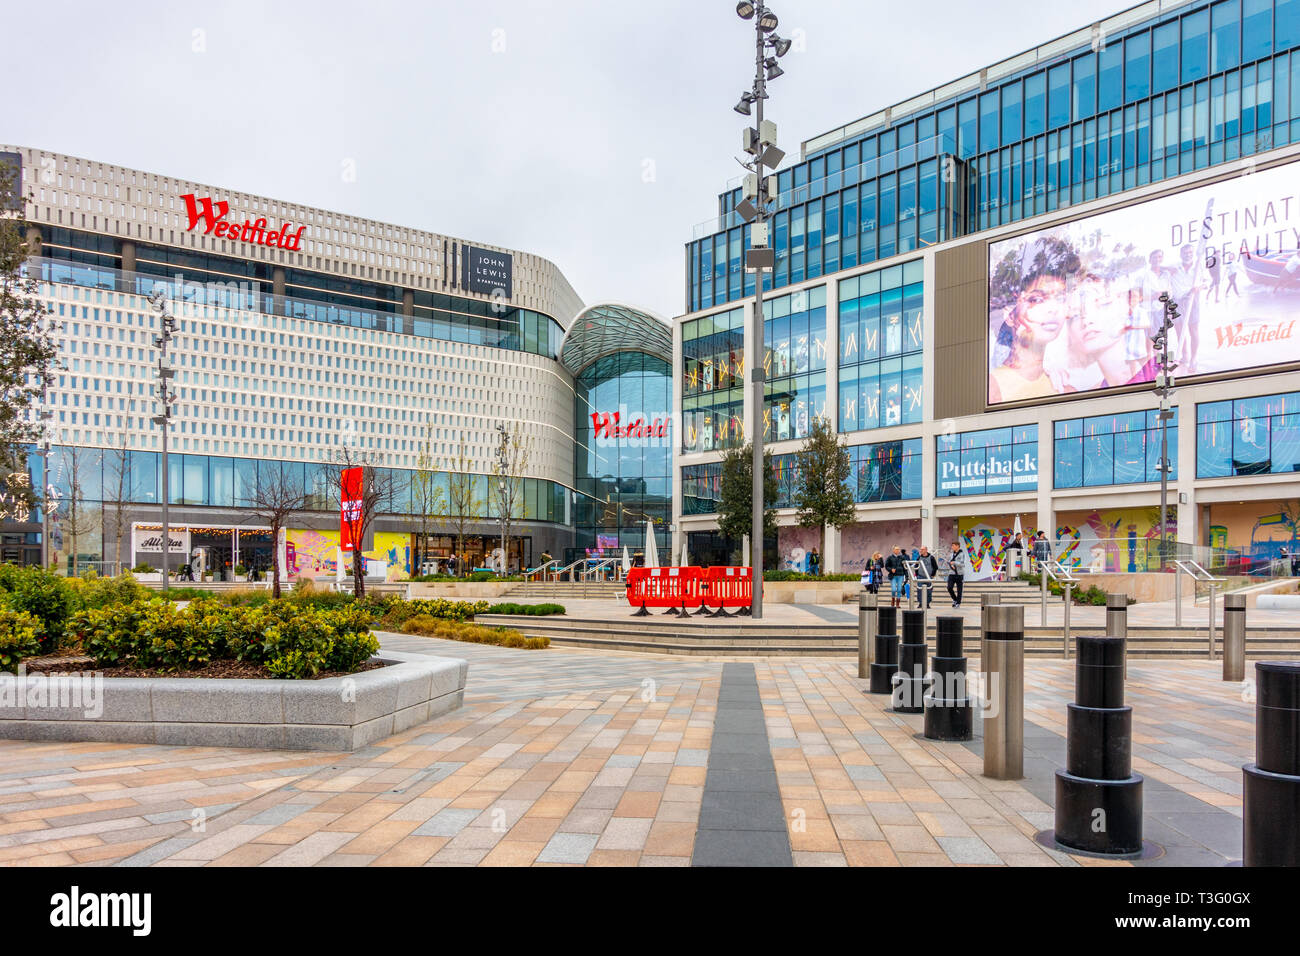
[462,245,513,298]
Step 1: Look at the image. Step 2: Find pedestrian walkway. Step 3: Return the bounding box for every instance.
[0,634,1253,866]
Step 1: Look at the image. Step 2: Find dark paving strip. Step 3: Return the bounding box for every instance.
[692,662,794,867]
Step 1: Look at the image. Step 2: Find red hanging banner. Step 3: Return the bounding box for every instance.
[340,467,363,552]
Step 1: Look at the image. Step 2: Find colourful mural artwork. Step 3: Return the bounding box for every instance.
[1203,500,1299,561]
[285,529,411,580]
[948,515,1036,580]
[373,532,412,580]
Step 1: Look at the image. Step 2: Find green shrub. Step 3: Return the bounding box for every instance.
[327,630,380,671]
[0,565,81,652]
[0,608,45,672]
[69,570,152,610]
[131,563,154,574]
[483,602,565,616]
[69,598,380,677]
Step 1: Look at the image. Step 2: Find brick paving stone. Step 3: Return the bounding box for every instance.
[0,636,1257,868]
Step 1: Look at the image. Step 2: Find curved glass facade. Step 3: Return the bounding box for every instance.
[572,351,672,560]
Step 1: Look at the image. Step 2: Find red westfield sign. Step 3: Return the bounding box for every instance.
[181,193,307,251]
[591,411,670,440]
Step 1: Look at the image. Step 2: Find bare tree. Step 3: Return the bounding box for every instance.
[328,446,400,598]
[104,427,132,574]
[444,435,481,578]
[240,461,307,599]
[56,446,100,575]
[491,423,533,575]
[411,421,448,577]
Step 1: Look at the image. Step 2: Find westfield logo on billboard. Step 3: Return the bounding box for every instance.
[591,411,670,440]
[1213,320,1296,349]
[181,194,307,251]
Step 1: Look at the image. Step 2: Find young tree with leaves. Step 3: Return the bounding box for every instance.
[0,162,59,515]
[717,443,777,566]
[792,416,854,570]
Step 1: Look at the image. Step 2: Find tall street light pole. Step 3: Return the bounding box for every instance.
[150,289,178,592]
[1154,292,1179,569]
[734,1,790,619]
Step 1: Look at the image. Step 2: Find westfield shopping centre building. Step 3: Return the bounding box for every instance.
[675,0,1300,577]
[0,146,672,577]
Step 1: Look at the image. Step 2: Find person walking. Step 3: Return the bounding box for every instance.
[946,542,968,607]
[1032,531,1053,572]
[885,546,907,609]
[809,547,821,577]
[862,551,884,594]
[917,545,939,609]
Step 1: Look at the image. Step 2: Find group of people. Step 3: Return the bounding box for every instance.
[859,542,970,609]
[999,530,1054,575]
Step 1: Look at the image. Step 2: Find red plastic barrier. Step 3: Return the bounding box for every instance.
[626,567,704,615]
[704,566,753,612]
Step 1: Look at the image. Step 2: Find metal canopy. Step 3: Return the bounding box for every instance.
[560,302,672,376]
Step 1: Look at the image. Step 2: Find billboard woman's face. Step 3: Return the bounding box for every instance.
[1014,275,1067,345]
[1075,278,1128,354]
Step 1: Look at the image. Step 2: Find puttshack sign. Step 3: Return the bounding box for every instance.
[182,194,307,251]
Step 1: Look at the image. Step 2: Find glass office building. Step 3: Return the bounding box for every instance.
[674,0,1300,575]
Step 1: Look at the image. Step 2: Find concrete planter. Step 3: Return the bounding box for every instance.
[0,650,467,752]
[761,581,859,605]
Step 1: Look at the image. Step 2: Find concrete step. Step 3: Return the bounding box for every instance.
[474,614,1300,658]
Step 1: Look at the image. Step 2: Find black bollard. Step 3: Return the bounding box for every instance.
[1243,661,1300,866]
[924,616,973,740]
[893,609,927,713]
[1054,636,1144,855]
[869,605,898,696]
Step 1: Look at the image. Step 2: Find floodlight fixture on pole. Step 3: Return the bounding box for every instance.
[731,2,787,619]
[1153,292,1179,570]
[150,291,179,592]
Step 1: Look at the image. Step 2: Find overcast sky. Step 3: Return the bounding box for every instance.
[9,0,1129,318]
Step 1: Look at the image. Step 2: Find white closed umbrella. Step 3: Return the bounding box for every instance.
[681,538,690,567]
[645,520,659,568]
[1013,514,1023,537]
[621,545,632,575]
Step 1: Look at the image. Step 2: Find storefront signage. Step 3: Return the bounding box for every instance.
[938,452,1038,493]
[132,527,191,555]
[591,411,671,441]
[181,194,306,251]
[462,245,513,297]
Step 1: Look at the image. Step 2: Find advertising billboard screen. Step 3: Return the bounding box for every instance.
[987,160,1300,406]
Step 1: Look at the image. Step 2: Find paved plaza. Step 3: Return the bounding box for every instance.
[0,629,1254,867]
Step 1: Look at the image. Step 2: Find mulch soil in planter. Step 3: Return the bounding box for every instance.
[20,654,386,680]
